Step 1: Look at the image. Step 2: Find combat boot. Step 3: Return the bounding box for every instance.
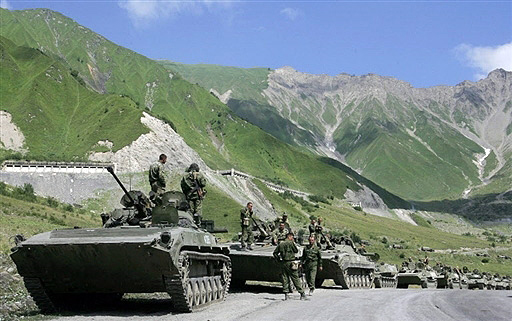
[309,288,314,296]
[247,244,253,250]
[284,293,289,300]
[300,293,309,300]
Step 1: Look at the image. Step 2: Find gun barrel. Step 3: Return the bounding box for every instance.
[106,166,135,204]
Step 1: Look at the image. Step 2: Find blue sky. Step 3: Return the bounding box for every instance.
[2,0,511,87]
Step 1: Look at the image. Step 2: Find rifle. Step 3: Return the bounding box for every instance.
[191,172,205,199]
[251,217,269,238]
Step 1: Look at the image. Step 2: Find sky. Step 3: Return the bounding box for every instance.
[1,0,511,88]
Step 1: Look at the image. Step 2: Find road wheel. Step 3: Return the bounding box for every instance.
[206,278,213,303]
[192,280,201,306]
[211,278,218,301]
[199,279,207,304]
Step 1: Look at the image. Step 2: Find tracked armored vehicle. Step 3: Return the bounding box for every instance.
[374,263,398,288]
[467,270,487,290]
[315,239,376,289]
[435,266,457,289]
[10,167,231,313]
[397,261,437,289]
[229,235,375,290]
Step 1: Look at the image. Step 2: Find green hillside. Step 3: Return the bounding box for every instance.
[159,61,318,148]
[0,8,410,207]
[158,62,511,209]
[0,36,148,161]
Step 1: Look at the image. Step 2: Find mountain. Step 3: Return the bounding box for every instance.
[158,64,512,206]
[0,35,148,161]
[0,8,413,213]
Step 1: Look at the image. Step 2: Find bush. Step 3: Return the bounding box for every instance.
[63,204,74,212]
[350,232,361,244]
[381,236,389,244]
[399,253,405,259]
[309,195,330,204]
[46,197,59,208]
[481,258,489,263]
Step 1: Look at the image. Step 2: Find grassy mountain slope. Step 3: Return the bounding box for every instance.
[0,36,148,161]
[159,61,318,148]
[0,8,409,207]
[159,63,512,208]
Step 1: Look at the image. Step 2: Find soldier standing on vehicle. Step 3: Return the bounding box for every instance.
[314,217,334,249]
[148,154,167,204]
[308,217,316,236]
[273,232,308,301]
[301,235,323,295]
[272,223,289,245]
[240,202,255,250]
[180,163,207,225]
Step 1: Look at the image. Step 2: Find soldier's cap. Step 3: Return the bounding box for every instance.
[187,163,200,172]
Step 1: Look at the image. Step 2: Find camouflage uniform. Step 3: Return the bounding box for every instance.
[274,216,291,232]
[240,206,254,248]
[273,239,305,295]
[149,162,166,199]
[308,223,316,236]
[272,227,289,245]
[180,169,207,224]
[301,243,322,291]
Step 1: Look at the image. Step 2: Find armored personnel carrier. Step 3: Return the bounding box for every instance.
[435,266,457,289]
[10,167,231,313]
[315,238,376,289]
[229,234,375,290]
[467,270,487,290]
[397,261,437,289]
[374,263,398,288]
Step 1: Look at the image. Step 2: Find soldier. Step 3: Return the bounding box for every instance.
[314,217,333,249]
[180,163,207,225]
[272,223,289,245]
[273,232,308,300]
[274,213,291,232]
[308,217,316,236]
[148,154,167,203]
[301,235,323,295]
[240,202,255,250]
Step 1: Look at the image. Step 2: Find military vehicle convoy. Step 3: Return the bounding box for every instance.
[10,167,231,313]
[374,263,398,288]
[397,261,437,289]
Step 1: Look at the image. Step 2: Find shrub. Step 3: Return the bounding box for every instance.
[350,232,361,244]
[481,258,489,263]
[46,197,59,208]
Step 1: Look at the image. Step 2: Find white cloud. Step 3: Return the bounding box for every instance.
[1,0,12,10]
[118,0,233,28]
[280,7,301,21]
[455,42,512,80]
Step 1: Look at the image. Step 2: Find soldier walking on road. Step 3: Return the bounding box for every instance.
[148,154,167,204]
[302,235,323,295]
[240,202,255,250]
[273,232,308,301]
[180,163,207,225]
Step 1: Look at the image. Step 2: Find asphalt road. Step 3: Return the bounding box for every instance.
[53,286,512,321]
